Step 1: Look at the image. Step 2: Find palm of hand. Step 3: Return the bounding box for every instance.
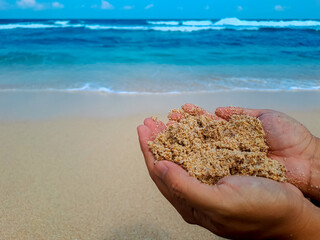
[258,111,314,191]
[215,107,316,195]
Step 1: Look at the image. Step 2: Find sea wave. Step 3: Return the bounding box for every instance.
[63,84,320,93]
[1,87,319,94]
[150,26,225,32]
[1,18,320,31]
[85,25,149,30]
[147,21,180,25]
[0,23,58,30]
[0,82,319,95]
[64,83,114,93]
[53,20,70,25]
[147,20,213,26]
[213,17,320,28]
[0,23,268,32]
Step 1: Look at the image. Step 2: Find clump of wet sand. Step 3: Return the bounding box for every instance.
[149,106,286,185]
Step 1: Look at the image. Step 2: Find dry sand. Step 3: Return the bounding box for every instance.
[0,91,319,240]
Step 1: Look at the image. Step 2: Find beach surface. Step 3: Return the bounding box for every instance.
[0,91,320,240]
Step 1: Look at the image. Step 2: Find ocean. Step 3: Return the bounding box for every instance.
[0,18,320,93]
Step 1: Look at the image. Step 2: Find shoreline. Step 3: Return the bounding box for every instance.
[0,90,319,121]
[0,88,319,94]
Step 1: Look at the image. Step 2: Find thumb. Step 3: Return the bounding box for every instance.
[215,106,267,120]
[155,160,224,210]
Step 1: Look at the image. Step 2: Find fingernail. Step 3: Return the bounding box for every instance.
[154,161,169,180]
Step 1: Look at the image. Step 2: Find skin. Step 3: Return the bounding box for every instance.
[169,104,320,201]
[214,106,320,202]
[137,104,320,239]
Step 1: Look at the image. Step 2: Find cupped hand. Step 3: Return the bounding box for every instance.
[137,117,320,239]
[215,106,320,201]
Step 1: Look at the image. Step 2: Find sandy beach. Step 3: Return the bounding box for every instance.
[1,90,320,240]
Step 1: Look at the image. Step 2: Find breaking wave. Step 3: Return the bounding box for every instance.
[213,18,320,28]
[1,18,320,32]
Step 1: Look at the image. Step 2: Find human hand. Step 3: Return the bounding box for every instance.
[137,117,320,239]
[215,106,320,201]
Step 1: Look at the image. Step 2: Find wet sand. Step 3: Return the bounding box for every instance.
[0,91,319,239]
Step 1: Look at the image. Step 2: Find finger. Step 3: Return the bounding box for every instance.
[217,175,304,202]
[153,161,201,224]
[137,125,176,199]
[137,125,156,172]
[182,103,206,115]
[169,104,214,122]
[157,160,224,211]
[151,162,175,200]
[168,110,184,122]
[182,103,224,121]
[182,103,211,117]
[144,118,166,140]
[169,104,224,122]
[215,106,267,120]
[217,175,271,187]
[166,120,177,126]
[138,124,198,224]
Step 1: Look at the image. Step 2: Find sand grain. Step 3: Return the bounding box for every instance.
[149,106,287,184]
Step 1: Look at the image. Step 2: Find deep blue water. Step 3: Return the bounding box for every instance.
[0,18,319,93]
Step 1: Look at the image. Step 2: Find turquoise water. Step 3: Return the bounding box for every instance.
[0,18,320,93]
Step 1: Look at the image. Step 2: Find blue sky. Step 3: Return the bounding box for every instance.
[0,0,319,19]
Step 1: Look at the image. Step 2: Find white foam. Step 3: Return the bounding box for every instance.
[213,17,320,28]
[289,86,320,91]
[86,25,225,32]
[0,23,58,29]
[147,21,180,26]
[1,86,318,95]
[63,83,181,95]
[54,20,70,25]
[85,25,149,30]
[151,26,224,32]
[65,83,113,93]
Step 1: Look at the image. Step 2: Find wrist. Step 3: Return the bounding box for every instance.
[308,136,320,201]
[268,198,320,240]
[288,199,320,240]
[261,192,319,240]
